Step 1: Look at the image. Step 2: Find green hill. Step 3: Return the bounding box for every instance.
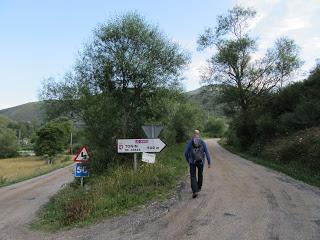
[0,86,224,124]
[186,85,224,116]
[0,102,45,123]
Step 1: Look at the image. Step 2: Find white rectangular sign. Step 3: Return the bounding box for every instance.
[117,139,166,153]
[142,152,156,164]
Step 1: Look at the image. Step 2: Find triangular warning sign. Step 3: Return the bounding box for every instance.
[74,146,90,162]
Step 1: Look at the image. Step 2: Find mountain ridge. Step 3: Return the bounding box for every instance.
[0,86,224,123]
[0,102,45,123]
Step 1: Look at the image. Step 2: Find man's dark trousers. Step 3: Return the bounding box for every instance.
[190,162,204,193]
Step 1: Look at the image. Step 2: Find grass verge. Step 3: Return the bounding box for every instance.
[0,155,73,187]
[30,143,188,232]
[220,141,320,188]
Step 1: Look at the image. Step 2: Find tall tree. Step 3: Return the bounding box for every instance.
[34,124,65,163]
[40,12,189,171]
[198,6,302,148]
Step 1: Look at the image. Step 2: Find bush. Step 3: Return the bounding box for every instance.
[163,100,205,144]
[32,143,187,230]
[72,143,84,155]
[263,127,320,170]
[0,176,7,185]
[203,117,227,138]
[225,128,241,150]
[0,128,19,158]
[34,125,65,156]
[231,113,257,150]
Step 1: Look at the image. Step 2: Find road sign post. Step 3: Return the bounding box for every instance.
[134,153,137,170]
[117,139,166,153]
[75,163,89,177]
[142,152,156,164]
[81,177,84,188]
[74,146,91,187]
[142,125,163,138]
[117,138,166,170]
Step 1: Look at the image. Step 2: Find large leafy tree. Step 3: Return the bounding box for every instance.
[198,6,302,148]
[41,13,189,171]
[34,125,65,159]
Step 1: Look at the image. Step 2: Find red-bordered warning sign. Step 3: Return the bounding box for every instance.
[74,145,91,162]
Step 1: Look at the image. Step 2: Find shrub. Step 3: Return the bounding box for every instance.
[34,125,65,156]
[32,144,187,230]
[0,176,7,185]
[203,117,227,138]
[263,127,320,170]
[0,128,19,158]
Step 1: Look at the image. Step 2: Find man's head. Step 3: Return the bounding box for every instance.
[194,129,200,137]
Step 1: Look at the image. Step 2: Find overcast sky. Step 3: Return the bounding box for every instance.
[0,0,319,109]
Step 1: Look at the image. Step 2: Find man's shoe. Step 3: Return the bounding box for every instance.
[197,187,201,192]
[192,192,198,198]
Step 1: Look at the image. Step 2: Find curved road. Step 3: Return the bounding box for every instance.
[1,139,320,239]
[0,165,74,240]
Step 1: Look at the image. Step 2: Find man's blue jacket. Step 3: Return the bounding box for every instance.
[184,137,212,165]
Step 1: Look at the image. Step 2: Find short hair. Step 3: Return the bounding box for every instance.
[194,129,200,135]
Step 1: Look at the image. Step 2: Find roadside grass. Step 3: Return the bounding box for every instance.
[220,141,320,188]
[31,143,188,232]
[0,155,73,187]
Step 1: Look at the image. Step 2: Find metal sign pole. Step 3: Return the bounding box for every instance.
[134,153,137,170]
[80,177,84,187]
[151,126,155,138]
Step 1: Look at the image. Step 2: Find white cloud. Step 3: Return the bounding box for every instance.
[182,53,207,91]
[278,17,309,32]
[181,0,320,91]
[234,0,320,75]
[177,38,214,91]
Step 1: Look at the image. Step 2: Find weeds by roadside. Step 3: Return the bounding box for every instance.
[0,176,7,185]
[31,143,187,231]
[220,141,320,188]
[0,155,73,187]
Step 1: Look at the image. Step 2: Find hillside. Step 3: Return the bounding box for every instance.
[0,86,224,124]
[0,102,45,123]
[186,85,224,116]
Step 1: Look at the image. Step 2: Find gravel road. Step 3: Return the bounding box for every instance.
[0,165,74,240]
[1,139,320,240]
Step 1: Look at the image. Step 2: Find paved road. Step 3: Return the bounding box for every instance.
[1,139,320,239]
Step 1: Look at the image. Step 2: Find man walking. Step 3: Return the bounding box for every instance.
[184,130,212,198]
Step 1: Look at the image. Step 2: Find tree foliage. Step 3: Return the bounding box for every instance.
[203,117,227,138]
[40,13,190,172]
[0,128,18,158]
[0,115,11,128]
[260,66,320,137]
[34,118,72,159]
[198,6,302,149]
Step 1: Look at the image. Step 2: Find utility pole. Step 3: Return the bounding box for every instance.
[70,132,73,155]
[134,153,137,170]
[18,129,21,145]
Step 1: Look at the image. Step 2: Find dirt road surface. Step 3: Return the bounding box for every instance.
[0,165,74,240]
[1,139,320,240]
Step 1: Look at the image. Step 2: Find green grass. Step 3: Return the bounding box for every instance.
[221,142,320,188]
[0,155,73,187]
[31,143,188,232]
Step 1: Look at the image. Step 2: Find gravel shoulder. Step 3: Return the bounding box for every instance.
[1,139,320,240]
